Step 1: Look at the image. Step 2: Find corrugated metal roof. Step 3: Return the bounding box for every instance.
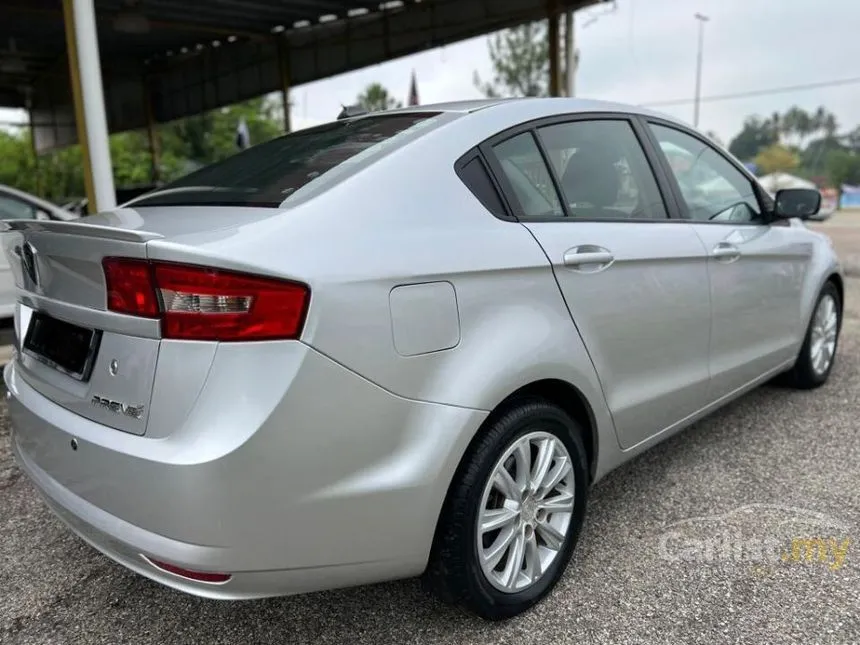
[0,0,605,151]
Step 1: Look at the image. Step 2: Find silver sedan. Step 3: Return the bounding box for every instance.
[2,98,843,620]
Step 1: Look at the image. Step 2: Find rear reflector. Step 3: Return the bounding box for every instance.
[103,258,309,341]
[144,556,232,584]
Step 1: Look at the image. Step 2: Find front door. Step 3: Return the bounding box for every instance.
[483,117,712,450]
[644,121,812,398]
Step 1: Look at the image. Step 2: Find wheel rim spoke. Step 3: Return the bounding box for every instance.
[492,466,520,502]
[538,490,575,514]
[482,524,518,570]
[480,506,519,533]
[513,441,531,494]
[536,519,565,550]
[523,530,541,582]
[530,437,555,494]
[500,529,526,590]
[538,457,572,499]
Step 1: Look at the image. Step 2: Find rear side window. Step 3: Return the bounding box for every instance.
[129,113,443,208]
[457,156,508,218]
[492,132,563,218]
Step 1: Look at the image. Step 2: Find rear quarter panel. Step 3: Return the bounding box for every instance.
[141,105,628,480]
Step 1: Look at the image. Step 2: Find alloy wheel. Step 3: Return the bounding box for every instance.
[476,431,575,593]
[810,293,838,376]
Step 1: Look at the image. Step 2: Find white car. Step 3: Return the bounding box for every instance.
[0,184,76,318]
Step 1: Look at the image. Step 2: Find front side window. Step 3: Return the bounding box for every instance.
[649,123,761,223]
[537,119,668,220]
[128,112,444,208]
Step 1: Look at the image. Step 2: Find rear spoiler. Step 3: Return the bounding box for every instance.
[0,218,163,243]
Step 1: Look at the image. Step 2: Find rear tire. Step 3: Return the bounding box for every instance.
[423,398,588,620]
[784,281,841,389]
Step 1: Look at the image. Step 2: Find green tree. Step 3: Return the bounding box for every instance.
[356,83,401,112]
[802,137,846,177]
[728,116,779,161]
[474,22,549,98]
[781,106,813,149]
[158,96,283,173]
[0,96,284,205]
[754,144,800,175]
[827,150,860,188]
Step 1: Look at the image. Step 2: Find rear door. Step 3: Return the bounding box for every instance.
[641,120,812,398]
[481,114,712,450]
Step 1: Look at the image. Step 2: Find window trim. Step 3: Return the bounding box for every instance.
[477,111,682,224]
[636,115,773,226]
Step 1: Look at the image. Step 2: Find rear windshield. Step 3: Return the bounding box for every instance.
[128,112,444,208]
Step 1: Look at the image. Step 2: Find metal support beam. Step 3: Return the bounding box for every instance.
[548,1,561,97]
[62,0,115,213]
[564,10,577,97]
[27,108,42,197]
[143,79,161,183]
[277,38,292,133]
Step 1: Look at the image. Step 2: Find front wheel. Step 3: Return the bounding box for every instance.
[424,399,589,620]
[785,281,841,389]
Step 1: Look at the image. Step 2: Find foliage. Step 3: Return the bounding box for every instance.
[0,97,284,204]
[728,116,779,162]
[356,83,402,112]
[754,144,800,175]
[474,22,549,98]
[826,150,860,188]
[728,106,840,163]
[801,137,847,177]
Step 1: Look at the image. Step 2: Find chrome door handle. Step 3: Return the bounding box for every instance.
[711,242,741,262]
[563,246,615,270]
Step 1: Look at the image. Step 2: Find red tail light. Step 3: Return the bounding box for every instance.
[103,258,309,341]
[103,258,160,317]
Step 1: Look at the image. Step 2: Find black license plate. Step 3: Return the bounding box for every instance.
[23,313,101,381]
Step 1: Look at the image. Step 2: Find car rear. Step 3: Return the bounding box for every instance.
[1,109,489,597]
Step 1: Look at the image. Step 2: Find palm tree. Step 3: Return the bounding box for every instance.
[767,112,782,143]
[812,106,827,135]
[356,83,402,112]
[822,113,839,139]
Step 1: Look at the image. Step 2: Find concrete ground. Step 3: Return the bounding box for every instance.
[1,221,859,644]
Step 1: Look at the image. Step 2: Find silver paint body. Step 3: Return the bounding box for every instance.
[3,98,842,599]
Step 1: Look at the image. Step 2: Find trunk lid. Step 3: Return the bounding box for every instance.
[2,206,289,436]
[1,217,163,435]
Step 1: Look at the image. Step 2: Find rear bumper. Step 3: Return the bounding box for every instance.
[5,345,487,598]
[13,435,409,599]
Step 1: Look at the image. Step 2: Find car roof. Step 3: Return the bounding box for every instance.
[379,96,689,128]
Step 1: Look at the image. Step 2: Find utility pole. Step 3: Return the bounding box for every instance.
[693,12,709,128]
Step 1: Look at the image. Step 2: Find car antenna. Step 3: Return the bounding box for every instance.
[337,104,368,120]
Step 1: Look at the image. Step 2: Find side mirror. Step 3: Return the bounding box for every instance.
[773,188,821,220]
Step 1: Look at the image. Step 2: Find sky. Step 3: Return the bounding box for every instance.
[287,0,860,143]
[3,0,860,145]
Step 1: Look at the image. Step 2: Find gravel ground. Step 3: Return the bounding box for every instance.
[1,281,859,645]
